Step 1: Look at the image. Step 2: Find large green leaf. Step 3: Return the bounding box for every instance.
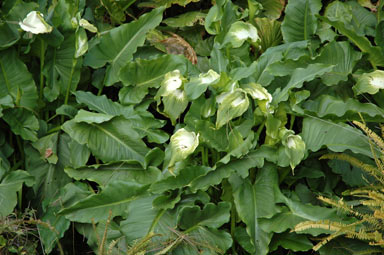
[190,148,270,191]
[319,15,384,68]
[259,207,306,234]
[1,1,37,49]
[250,41,309,86]
[178,202,231,230]
[277,194,339,224]
[43,34,82,102]
[230,164,280,254]
[328,158,373,187]
[318,237,383,255]
[316,41,362,86]
[204,0,228,35]
[270,232,312,252]
[68,140,90,168]
[194,120,229,152]
[74,92,169,143]
[272,63,334,104]
[84,7,165,85]
[119,195,232,254]
[163,11,206,27]
[119,54,190,88]
[65,161,161,187]
[119,195,159,243]
[172,227,232,255]
[302,95,384,122]
[139,0,199,8]
[301,117,376,158]
[0,49,38,109]
[184,69,220,100]
[73,109,113,124]
[3,108,39,142]
[25,134,72,204]
[50,0,80,32]
[74,91,131,115]
[0,132,12,179]
[324,1,352,25]
[76,219,126,254]
[324,1,376,37]
[257,0,285,20]
[59,181,148,223]
[150,166,212,194]
[62,116,149,165]
[0,170,34,218]
[39,182,91,253]
[32,132,59,164]
[100,0,132,24]
[281,0,322,42]
[0,23,19,50]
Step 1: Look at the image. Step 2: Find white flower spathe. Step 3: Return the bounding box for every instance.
[231,97,246,107]
[353,70,384,95]
[244,83,272,102]
[286,136,297,149]
[222,21,259,48]
[370,76,384,89]
[163,70,183,94]
[169,128,199,165]
[19,11,53,34]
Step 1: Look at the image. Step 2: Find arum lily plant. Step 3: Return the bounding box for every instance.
[1,0,384,254]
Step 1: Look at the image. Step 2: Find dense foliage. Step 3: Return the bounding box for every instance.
[1,0,384,254]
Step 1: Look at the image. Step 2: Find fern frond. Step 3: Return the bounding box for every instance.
[318,196,361,217]
[320,153,381,181]
[313,230,345,251]
[293,220,345,233]
[353,121,384,152]
[294,118,384,251]
[354,120,384,184]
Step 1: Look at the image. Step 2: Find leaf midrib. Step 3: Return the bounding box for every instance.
[91,122,145,160]
[303,0,309,40]
[112,18,153,65]
[0,59,11,94]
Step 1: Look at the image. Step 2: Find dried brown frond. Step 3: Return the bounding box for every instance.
[160,32,198,65]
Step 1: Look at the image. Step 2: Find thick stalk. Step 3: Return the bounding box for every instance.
[62,58,78,123]
[39,39,45,101]
[201,147,209,166]
[230,203,237,255]
[148,209,165,234]
[15,135,24,168]
[256,121,265,138]
[289,115,296,130]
